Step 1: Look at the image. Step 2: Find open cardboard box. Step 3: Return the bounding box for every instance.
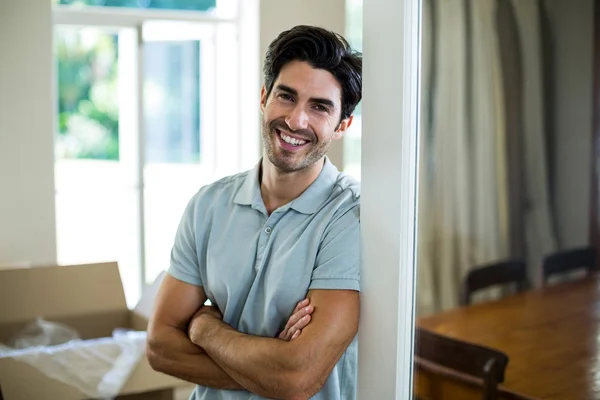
[0,262,185,400]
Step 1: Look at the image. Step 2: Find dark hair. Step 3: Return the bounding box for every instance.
[263,25,362,121]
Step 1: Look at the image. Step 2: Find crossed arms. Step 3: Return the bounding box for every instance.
[146,274,359,399]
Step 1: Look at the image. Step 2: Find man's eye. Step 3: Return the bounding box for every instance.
[313,105,328,113]
[279,93,293,101]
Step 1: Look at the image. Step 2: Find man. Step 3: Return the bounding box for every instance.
[147,25,362,400]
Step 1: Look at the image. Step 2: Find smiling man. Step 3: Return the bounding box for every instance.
[147,25,363,400]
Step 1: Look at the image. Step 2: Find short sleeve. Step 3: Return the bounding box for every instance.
[167,193,204,287]
[309,205,361,291]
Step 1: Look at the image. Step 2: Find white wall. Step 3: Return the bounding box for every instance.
[0,1,350,268]
[544,0,594,248]
[0,0,349,265]
[0,0,57,266]
[259,0,347,169]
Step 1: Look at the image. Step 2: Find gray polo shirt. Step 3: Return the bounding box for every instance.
[168,157,361,400]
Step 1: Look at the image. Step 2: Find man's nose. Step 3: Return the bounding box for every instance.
[285,106,309,131]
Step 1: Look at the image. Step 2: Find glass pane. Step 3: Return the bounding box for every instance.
[55,161,141,306]
[56,0,216,11]
[414,1,593,398]
[55,27,119,160]
[343,0,362,180]
[345,0,362,118]
[143,167,206,284]
[55,26,141,306]
[346,0,362,52]
[144,40,201,163]
[344,115,362,181]
[142,23,218,284]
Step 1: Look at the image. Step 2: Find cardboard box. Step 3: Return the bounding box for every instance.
[0,262,184,400]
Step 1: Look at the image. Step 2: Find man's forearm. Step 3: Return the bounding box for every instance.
[191,316,315,400]
[146,325,244,390]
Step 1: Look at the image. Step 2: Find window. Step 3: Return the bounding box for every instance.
[53,1,257,305]
[55,28,119,160]
[344,0,362,180]
[52,0,236,17]
[56,0,217,12]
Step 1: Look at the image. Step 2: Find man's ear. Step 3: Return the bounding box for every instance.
[260,85,267,113]
[333,115,354,140]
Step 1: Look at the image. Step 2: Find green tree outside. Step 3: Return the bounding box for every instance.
[54,0,215,161]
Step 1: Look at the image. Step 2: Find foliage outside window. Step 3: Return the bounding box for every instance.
[54,0,216,11]
[56,29,120,160]
[54,0,215,162]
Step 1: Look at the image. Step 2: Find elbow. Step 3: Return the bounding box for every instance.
[146,347,161,373]
[264,345,328,399]
[282,372,325,400]
[299,372,327,399]
[145,334,166,373]
[278,358,327,400]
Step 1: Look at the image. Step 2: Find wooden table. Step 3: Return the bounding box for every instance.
[417,276,600,400]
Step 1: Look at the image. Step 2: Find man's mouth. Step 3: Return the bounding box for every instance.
[275,128,310,149]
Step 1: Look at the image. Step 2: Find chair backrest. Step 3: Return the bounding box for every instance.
[461,260,528,306]
[542,246,597,284]
[414,327,509,400]
[414,361,535,400]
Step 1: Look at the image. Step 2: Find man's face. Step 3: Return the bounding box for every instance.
[260,61,352,173]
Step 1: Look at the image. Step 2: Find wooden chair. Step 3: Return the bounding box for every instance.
[542,246,597,285]
[461,260,529,306]
[414,327,509,400]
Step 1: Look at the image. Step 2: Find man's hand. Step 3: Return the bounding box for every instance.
[188,304,223,341]
[188,290,359,400]
[188,299,314,343]
[146,275,243,390]
[279,298,314,341]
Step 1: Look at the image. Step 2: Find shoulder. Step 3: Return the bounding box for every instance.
[327,172,361,219]
[180,170,251,230]
[333,172,360,202]
[189,170,249,206]
[201,170,249,196]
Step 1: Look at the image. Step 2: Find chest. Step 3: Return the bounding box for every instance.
[198,206,328,335]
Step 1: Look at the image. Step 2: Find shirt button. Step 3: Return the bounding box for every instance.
[265,226,272,234]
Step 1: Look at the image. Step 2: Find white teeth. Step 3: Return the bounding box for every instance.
[280,132,307,146]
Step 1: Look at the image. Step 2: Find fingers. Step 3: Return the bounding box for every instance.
[279,300,314,341]
[288,314,311,340]
[281,300,308,333]
[278,299,310,340]
[293,298,309,314]
[283,304,313,334]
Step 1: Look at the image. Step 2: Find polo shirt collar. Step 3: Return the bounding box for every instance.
[233,157,340,215]
[290,157,339,214]
[233,161,262,208]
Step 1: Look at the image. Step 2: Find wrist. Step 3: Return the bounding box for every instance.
[189,312,219,346]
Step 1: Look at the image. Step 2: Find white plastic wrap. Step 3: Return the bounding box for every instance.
[6,317,80,349]
[0,319,147,399]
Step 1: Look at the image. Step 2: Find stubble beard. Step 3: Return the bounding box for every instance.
[261,118,330,173]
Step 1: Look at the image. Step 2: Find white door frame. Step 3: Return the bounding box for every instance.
[359,0,421,398]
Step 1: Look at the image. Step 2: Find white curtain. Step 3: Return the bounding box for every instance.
[509,0,558,285]
[416,0,551,315]
[417,0,435,316]
[470,0,510,264]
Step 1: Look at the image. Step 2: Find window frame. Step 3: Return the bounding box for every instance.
[52,0,259,299]
[358,0,421,398]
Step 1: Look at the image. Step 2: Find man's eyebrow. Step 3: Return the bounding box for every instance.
[275,84,298,97]
[275,84,337,109]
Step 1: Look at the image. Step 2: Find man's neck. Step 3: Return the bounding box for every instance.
[260,157,325,215]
